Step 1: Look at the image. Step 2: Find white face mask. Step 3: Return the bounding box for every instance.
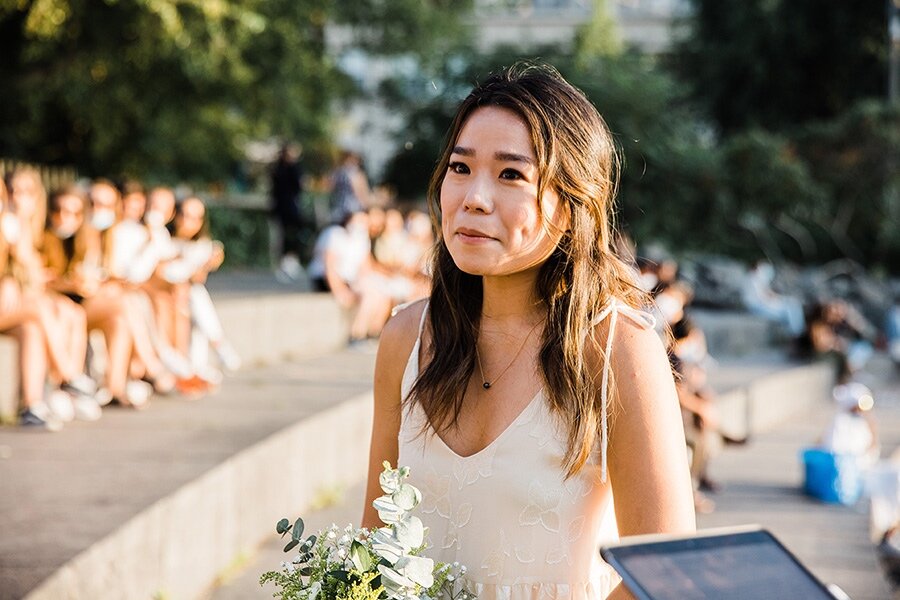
[655,293,683,325]
[54,225,78,240]
[1,213,21,245]
[91,210,116,232]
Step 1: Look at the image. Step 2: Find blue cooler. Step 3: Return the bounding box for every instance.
[801,448,863,505]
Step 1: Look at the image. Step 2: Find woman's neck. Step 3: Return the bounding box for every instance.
[480,268,544,328]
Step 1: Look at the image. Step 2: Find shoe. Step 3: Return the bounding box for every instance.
[47,389,76,423]
[94,388,113,407]
[62,374,98,397]
[175,375,210,397]
[142,371,176,395]
[19,407,63,432]
[73,396,102,421]
[126,380,152,409]
[279,255,303,280]
[214,342,242,372]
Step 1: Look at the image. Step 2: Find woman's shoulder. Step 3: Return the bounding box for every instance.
[377,299,428,366]
[585,304,670,390]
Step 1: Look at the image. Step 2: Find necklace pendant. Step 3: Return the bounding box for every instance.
[483,382,491,390]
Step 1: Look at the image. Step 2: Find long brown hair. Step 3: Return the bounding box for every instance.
[410,62,647,477]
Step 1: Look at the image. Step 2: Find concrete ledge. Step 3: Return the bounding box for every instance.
[0,337,17,425]
[0,293,350,423]
[216,293,349,367]
[692,309,778,357]
[716,359,835,439]
[24,392,373,600]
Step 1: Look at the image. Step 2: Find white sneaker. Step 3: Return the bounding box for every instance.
[73,396,102,421]
[279,255,303,280]
[66,374,98,396]
[215,342,242,372]
[94,388,113,407]
[126,380,153,408]
[47,390,75,422]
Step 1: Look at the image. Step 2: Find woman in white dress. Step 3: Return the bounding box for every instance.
[364,64,695,600]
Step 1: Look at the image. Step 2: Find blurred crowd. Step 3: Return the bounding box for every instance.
[270,145,434,348]
[0,167,240,431]
[633,251,891,515]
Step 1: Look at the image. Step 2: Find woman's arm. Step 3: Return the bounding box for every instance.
[604,318,697,535]
[361,299,425,528]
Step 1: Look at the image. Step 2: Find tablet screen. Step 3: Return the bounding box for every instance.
[602,529,835,600]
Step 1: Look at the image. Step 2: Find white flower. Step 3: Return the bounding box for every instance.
[308,581,322,600]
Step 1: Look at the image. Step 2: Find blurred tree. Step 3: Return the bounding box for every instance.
[0,0,471,182]
[671,0,888,133]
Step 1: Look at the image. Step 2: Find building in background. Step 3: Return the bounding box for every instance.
[328,0,688,181]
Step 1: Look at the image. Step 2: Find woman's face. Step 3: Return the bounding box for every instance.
[122,192,147,222]
[440,106,565,278]
[175,199,205,239]
[51,194,85,237]
[10,173,40,218]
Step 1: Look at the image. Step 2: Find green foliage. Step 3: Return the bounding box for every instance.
[207,205,271,269]
[0,0,472,182]
[670,0,888,133]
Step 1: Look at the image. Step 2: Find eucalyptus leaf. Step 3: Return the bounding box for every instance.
[284,539,299,553]
[394,555,434,588]
[394,516,424,550]
[377,564,415,591]
[350,540,374,572]
[291,517,305,541]
[276,518,290,535]
[391,484,421,511]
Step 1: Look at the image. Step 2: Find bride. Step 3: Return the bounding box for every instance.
[363,63,695,600]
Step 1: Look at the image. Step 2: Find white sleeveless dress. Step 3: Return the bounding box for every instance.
[397,300,655,600]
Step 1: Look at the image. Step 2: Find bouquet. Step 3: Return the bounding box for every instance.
[261,463,475,600]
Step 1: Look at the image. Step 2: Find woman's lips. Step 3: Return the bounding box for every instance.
[456,227,495,243]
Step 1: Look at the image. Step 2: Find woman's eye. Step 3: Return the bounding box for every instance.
[500,168,524,181]
[448,161,469,175]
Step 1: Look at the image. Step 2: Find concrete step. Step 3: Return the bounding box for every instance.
[1,330,840,600]
[0,349,376,600]
[691,308,784,358]
[0,275,349,422]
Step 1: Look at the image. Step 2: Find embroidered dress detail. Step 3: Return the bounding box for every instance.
[398,299,653,600]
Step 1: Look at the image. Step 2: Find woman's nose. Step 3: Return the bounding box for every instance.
[462,178,492,214]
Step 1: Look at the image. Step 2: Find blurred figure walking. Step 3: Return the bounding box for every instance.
[270,143,305,283]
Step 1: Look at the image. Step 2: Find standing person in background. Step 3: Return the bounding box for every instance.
[329,151,370,222]
[270,143,305,283]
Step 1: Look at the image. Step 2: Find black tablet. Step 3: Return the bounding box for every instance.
[600,526,838,600]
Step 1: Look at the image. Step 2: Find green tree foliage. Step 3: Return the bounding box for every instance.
[0,0,469,182]
[671,0,888,133]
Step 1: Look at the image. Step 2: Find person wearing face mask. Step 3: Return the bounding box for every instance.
[5,172,103,423]
[741,260,806,337]
[308,209,393,344]
[0,177,66,430]
[42,185,141,409]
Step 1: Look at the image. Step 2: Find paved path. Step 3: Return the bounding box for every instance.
[0,349,376,600]
[210,355,899,600]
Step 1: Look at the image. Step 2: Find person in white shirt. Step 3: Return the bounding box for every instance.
[308,210,392,343]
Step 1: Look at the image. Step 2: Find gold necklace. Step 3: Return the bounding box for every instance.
[475,318,545,390]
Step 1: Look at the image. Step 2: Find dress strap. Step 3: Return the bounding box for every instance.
[591,298,655,482]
